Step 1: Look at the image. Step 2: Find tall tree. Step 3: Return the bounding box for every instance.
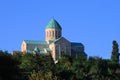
[111,40,119,64]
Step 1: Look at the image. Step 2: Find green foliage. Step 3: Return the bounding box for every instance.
[29,70,58,80]
[0,40,120,80]
[0,51,120,80]
[18,53,55,80]
[0,50,20,80]
[111,40,119,64]
[55,55,75,80]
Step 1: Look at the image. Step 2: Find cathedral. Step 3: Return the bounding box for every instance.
[21,18,87,61]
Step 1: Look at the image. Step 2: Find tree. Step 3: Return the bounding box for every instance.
[72,55,89,80]
[0,50,20,80]
[111,40,119,64]
[19,53,55,80]
[55,55,75,80]
[107,61,120,80]
[28,70,58,80]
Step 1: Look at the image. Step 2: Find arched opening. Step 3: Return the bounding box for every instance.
[58,31,61,37]
[55,31,58,38]
[47,31,48,37]
[52,31,54,37]
[49,31,51,37]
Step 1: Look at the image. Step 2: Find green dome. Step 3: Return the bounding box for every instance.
[46,18,62,29]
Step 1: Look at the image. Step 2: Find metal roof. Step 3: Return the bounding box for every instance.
[34,47,40,52]
[71,42,84,47]
[24,40,48,45]
[46,18,62,29]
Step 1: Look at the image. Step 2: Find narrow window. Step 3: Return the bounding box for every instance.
[58,31,61,37]
[47,31,48,37]
[53,31,54,37]
[49,31,51,37]
[56,31,57,38]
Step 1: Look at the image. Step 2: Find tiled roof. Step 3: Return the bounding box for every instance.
[78,51,87,56]
[40,50,47,54]
[45,48,51,51]
[34,47,40,52]
[27,50,33,53]
[46,18,62,29]
[71,50,87,56]
[27,49,47,54]
[71,42,84,47]
[49,37,62,44]
[23,40,48,45]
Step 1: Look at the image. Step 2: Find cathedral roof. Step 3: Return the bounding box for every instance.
[71,42,84,47]
[23,40,48,45]
[49,37,70,44]
[78,51,87,56]
[49,37,62,44]
[34,47,40,52]
[46,18,62,29]
[27,50,47,54]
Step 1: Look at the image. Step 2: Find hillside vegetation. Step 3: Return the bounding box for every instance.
[0,40,120,80]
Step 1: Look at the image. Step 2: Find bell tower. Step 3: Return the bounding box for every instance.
[45,18,62,42]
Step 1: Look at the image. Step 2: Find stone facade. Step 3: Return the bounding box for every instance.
[21,18,87,61]
[45,28,61,42]
[49,37,71,61]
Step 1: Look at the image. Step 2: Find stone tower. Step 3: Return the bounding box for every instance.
[45,18,62,42]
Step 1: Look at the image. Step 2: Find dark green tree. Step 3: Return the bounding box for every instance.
[55,55,75,80]
[72,55,90,80]
[0,50,20,80]
[107,61,120,80]
[19,53,55,80]
[28,70,58,80]
[111,40,119,64]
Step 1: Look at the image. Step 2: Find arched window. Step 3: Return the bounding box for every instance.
[58,31,61,37]
[51,31,52,37]
[52,31,54,37]
[55,31,57,38]
[47,31,48,37]
[49,31,51,37]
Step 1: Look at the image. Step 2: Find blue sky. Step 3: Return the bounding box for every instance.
[0,0,120,59]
